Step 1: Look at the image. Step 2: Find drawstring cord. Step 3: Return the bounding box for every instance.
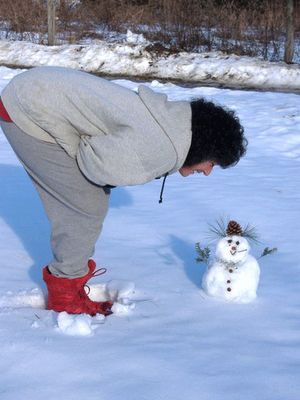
[159,173,169,204]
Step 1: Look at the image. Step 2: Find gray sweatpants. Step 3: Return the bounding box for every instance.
[1,121,110,278]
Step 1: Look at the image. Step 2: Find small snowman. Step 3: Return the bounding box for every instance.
[201,220,260,303]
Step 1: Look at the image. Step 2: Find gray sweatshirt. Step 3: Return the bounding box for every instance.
[2,66,192,186]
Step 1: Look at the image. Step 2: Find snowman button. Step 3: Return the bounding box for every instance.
[227,280,231,284]
[227,287,232,292]
[229,269,233,273]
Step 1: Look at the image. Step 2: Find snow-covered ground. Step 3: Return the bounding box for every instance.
[0,33,299,92]
[0,62,300,399]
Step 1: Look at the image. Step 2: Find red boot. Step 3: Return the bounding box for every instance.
[43,259,113,316]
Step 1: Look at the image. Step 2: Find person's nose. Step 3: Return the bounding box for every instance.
[203,166,213,176]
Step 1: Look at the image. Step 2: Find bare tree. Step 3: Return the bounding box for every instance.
[284,0,294,63]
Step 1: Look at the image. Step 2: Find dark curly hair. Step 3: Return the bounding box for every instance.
[183,99,247,168]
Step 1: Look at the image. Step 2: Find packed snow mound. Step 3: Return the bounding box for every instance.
[0,288,46,309]
[88,279,136,315]
[56,312,105,336]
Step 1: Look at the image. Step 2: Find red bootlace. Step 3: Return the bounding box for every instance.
[84,267,107,295]
[92,267,107,277]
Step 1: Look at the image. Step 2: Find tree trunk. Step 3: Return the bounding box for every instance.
[48,0,56,46]
[284,0,294,64]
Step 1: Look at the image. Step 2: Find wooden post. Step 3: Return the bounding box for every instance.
[48,0,56,46]
[284,0,294,63]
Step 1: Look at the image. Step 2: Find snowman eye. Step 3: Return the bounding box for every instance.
[227,239,232,243]
[236,241,240,245]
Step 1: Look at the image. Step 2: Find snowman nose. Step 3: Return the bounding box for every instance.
[231,246,236,251]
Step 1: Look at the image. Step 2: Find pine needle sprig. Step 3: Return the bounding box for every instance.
[195,242,211,264]
[207,217,260,244]
[242,223,260,243]
[259,247,277,259]
[207,218,227,239]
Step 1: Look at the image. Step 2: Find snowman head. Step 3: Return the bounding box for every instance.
[216,235,250,264]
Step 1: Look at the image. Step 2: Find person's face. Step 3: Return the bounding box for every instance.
[178,160,216,177]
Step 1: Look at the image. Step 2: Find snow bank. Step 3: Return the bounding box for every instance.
[0,37,299,91]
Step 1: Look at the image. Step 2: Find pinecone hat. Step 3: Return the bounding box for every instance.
[226,220,243,237]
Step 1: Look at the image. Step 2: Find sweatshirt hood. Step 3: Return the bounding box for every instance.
[77,85,192,187]
[137,85,192,174]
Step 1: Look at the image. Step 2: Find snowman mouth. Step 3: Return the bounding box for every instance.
[230,248,247,256]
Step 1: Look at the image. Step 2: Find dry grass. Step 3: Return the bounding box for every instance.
[0,0,47,41]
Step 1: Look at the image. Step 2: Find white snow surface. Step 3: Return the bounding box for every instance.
[0,36,299,91]
[0,63,300,399]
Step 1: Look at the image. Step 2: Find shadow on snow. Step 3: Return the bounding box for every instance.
[0,164,132,287]
[169,234,206,289]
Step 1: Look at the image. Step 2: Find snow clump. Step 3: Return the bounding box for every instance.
[56,312,105,336]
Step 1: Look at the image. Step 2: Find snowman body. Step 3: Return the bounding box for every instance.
[202,235,260,303]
